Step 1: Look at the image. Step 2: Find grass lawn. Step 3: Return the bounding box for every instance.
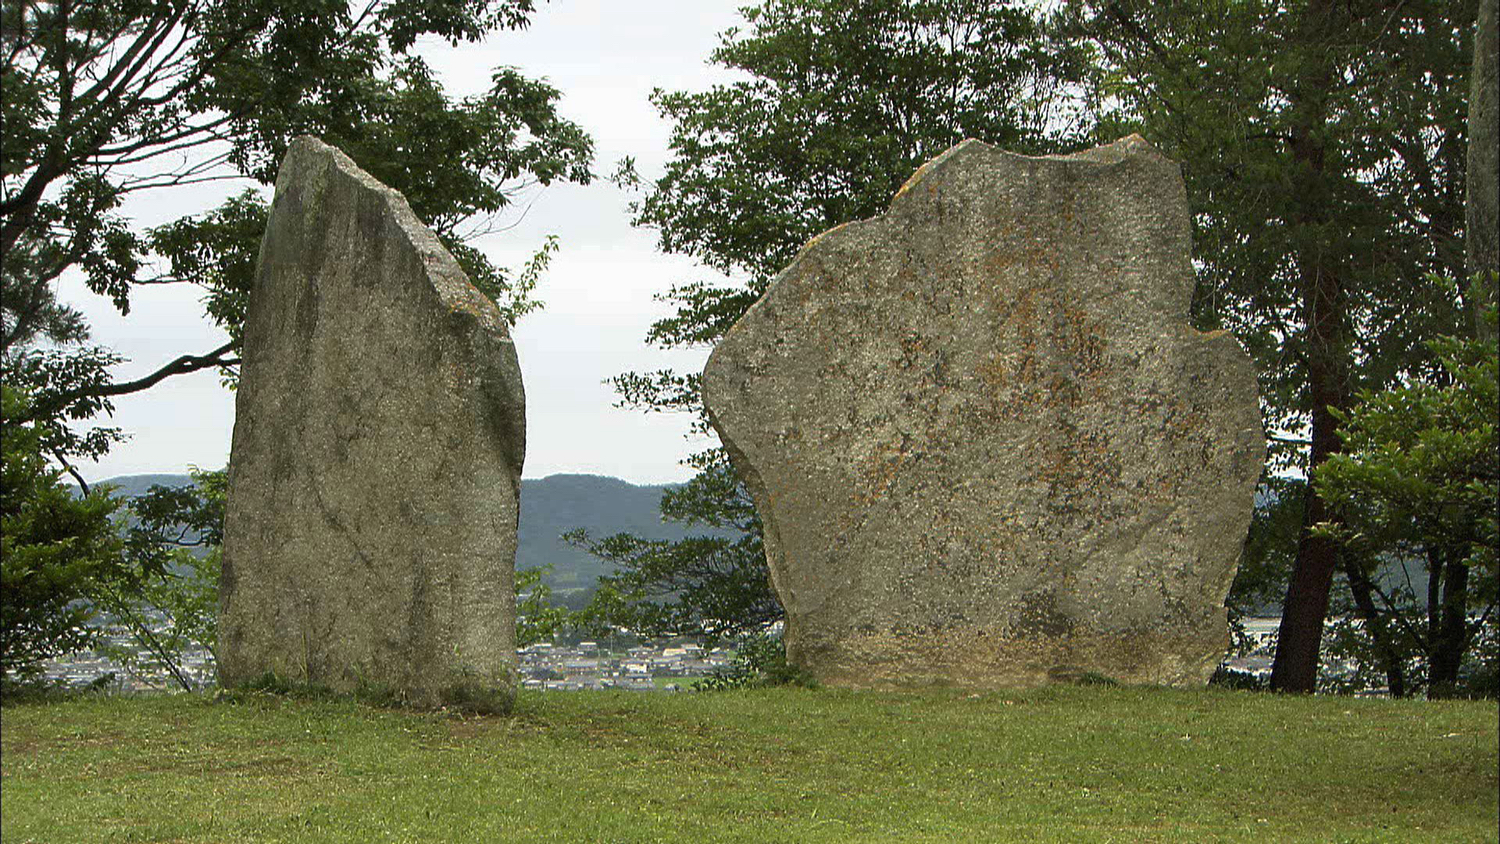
[2,684,1495,843]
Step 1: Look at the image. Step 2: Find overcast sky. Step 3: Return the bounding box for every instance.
[63,1,751,485]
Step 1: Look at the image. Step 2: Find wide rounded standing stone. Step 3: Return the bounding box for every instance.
[219,137,523,710]
[703,136,1264,689]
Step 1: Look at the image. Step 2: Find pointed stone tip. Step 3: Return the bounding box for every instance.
[1063,133,1172,166]
[270,135,508,336]
[284,135,343,167]
[891,139,985,202]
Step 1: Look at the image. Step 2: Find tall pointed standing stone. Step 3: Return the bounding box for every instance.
[703,136,1264,689]
[219,137,524,711]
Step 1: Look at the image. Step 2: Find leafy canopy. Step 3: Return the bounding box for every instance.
[0,387,125,680]
[3,0,593,459]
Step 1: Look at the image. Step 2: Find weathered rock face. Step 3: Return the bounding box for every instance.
[703,136,1264,689]
[219,137,524,710]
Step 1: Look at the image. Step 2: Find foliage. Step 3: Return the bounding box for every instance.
[1225,477,1306,639]
[515,565,568,648]
[1319,312,1499,575]
[89,469,226,692]
[0,387,125,680]
[1314,303,1499,697]
[1072,1,1475,427]
[91,548,218,692]
[1,346,126,469]
[569,451,779,644]
[3,688,1497,840]
[695,633,815,691]
[595,0,1091,642]
[1061,0,1476,692]
[2,0,593,459]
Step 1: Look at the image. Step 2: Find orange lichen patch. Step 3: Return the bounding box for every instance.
[799,221,856,256]
[1160,403,1212,442]
[890,142,971,202]
[897,330,934,370]
[1059,302,1108,378]
[855,434,918,506]
[984,241,1059,282]
[1032,428,1121,503]
[987,283,1042,329]
[977,354,1010,393]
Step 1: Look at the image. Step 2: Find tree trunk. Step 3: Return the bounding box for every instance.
[1428,556,1471,698]
[1466,0,1498,343]
[1269,0,1348,694]
[1426,545,1444,648]
[1427,0,1491,691]
[1340,558,1407,697]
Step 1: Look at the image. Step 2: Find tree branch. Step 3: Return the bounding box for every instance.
[24,340,240,424]
[50,446,91,495]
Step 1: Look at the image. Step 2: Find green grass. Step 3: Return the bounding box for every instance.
[3,685,1496,843]
[651,675,706,690]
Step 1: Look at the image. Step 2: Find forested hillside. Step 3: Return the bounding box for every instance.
[92,473,721,595]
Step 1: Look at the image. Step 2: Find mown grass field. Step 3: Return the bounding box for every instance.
[2,685,1496,843]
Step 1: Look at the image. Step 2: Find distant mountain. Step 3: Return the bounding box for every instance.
[517,474,715,591]
[93,474,202,501]
[92,472,728,594]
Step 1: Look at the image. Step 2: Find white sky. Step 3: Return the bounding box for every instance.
[62,1,749,485]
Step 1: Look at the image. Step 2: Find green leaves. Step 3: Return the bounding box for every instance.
[88,468,227,691]
[0,387,126,679]
[639,0,1088,287]
[3,0,593,470]
[146,189,267,343]
[377,0,534,53]
[1076,1,1475,469]
[515,565,568,648]
[1318,308,1500,575]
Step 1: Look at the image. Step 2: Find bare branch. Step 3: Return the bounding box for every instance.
[116,170,246,194]
[22,340,240,424]
[49,446,91,494]
[93,112,240,162]
[67,9,183,129]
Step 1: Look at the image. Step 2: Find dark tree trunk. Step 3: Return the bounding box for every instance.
[1466,0,1498,342]
[1341,558,1407,697]
[1427,546,1445,649]
[1428,556,1471,698]
[1269,0,1349,694]
[1422,0,1493,697]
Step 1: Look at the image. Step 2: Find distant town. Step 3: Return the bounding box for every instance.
[37,621,739,694]
[519,640,734,692]
[37,617,1290,695]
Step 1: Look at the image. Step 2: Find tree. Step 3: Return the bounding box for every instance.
[90,467,225,691]
[1315,306,1499,697]
[0,386,125,682]
[1312,0,1499,699]
[515,565,569,647]
[1071,0,1476,692]
[590,0,1092,640]
[568,450,779,643]
[2,0,593,469]
[1467,0,1498,342]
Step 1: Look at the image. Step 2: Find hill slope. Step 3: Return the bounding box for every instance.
[93,473,725,591]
